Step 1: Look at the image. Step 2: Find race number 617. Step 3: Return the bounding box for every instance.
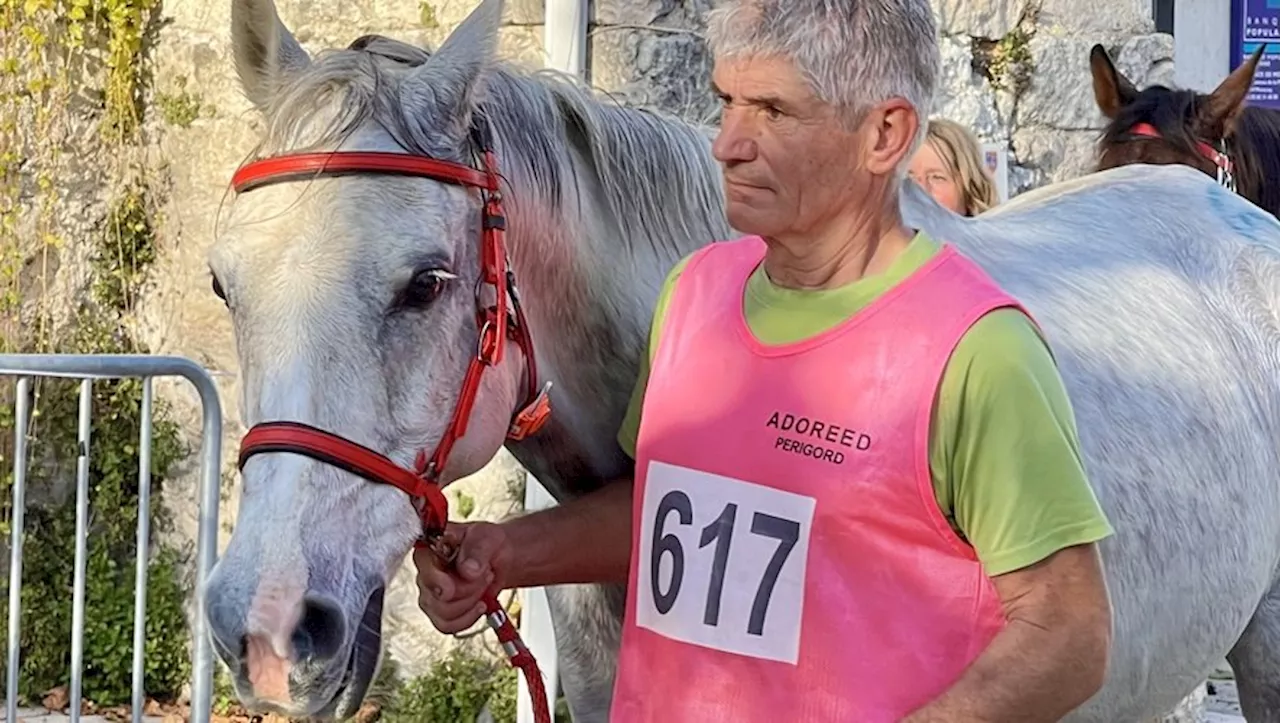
[649,489,801,636]
[636,462,815,663]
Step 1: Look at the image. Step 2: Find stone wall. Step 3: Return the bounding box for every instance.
[930,0,1173,191]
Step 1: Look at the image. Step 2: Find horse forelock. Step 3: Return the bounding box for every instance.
[1099,86,1207,162]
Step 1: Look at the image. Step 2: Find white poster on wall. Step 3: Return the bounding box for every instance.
[980,142,1010,204]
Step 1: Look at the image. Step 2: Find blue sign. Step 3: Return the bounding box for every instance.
[1230,0,1280,109]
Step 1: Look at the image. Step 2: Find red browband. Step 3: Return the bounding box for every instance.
[1128,122,1234,175]
[231,151,496,194]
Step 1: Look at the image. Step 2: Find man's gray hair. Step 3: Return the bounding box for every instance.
[706,0,940,146]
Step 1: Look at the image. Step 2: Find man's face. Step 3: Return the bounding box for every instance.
[710,54,868,239]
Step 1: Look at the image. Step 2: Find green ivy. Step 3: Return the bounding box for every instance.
[91,185,157,313]
[0,0,189,697]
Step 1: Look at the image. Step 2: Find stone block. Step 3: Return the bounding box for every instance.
[504,0,543,25]
[1112,32,1176,90]
[931,0,1029,40]
[591,27,717,122]
[595,0,713,29]
[931,34,1009,142]
[1036,0,1152,37]
[1016,35,1107,131]
[1010,126,1103,186]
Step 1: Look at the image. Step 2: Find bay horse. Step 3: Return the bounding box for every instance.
[1090,42,1280,218]
[202,1,1280,721]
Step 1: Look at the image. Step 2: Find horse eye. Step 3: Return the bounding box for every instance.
[210,272,227,304]
[401,268,455,308]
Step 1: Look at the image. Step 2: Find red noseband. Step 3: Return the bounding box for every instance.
[238,420,451,535]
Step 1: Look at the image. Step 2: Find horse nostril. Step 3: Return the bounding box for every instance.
[292,595,346,663]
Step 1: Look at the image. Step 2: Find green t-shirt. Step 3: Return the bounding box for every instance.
[617,232,1113,577]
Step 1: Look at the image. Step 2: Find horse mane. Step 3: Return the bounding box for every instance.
[1099,83,1280,216]
[1234,105,1280,215]
[250,34,729,262]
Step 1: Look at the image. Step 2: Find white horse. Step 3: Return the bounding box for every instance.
[202,0,1280,720]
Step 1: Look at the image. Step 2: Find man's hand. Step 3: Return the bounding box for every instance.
[413,477,635,635]
[903,542,1113,723]
[414,521,512,634]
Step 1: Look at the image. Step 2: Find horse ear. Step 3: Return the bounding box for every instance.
[230,0,311,110]
[1199,43,1265,138]
[1089,44,1138,119]
[400,0,504,146]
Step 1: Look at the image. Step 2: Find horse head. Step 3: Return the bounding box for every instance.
[201,0,541,717]
[1089,42,1265,196]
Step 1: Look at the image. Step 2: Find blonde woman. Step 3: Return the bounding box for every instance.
[908,117,1000,216]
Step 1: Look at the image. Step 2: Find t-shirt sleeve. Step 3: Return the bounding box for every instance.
[617,255,694,460]
[937,307,1114,577]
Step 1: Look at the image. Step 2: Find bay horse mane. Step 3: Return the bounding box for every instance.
[1089,42,1280,219]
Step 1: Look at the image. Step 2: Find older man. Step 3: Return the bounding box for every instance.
[416,0,1114,720]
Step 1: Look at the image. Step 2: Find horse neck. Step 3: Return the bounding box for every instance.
[1233,106,1280,217]
[486,79,729,500]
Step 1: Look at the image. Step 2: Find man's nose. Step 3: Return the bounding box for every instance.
[713,110,758,164]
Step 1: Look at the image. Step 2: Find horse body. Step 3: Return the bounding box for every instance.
[205,1,1280,720]
[906,170,1280,720]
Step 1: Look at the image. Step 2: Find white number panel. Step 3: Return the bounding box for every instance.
[635,461,817,664]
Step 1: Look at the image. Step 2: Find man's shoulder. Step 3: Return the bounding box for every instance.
[936,306,1113,576]
[947,305,1052,385]
[652,237,761,332]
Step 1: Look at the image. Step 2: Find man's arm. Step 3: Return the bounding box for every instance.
[501,477,635,588]
[500,254,693,588]
[907,308,1114,721]
[904,543,1112,722]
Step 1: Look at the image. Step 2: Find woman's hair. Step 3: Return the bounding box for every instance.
[924,118,999,216]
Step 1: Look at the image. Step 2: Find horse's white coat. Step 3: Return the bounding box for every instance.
[204,1,1280,720]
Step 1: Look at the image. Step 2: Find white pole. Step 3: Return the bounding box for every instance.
[1174,0,1231,92]
[544,0,588,76]
[513,4,588,720]
[515,474,561,723]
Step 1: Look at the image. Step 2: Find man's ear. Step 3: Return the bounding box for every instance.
[862,98,920,177]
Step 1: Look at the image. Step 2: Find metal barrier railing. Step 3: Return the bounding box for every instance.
[1,354,222,723]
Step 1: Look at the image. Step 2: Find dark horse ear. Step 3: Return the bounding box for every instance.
[1089,44,1138,119]
[1199,43,1266,139]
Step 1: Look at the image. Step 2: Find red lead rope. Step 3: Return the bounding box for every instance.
[414,545,552,723]
[485,591,552,722]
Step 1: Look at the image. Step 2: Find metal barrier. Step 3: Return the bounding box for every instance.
[1,354,222,723]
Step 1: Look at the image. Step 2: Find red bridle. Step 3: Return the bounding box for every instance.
[229,118,552,722]
[1127,121,1237,192]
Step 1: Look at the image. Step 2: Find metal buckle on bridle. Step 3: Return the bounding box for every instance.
[1215,139,1236,193]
